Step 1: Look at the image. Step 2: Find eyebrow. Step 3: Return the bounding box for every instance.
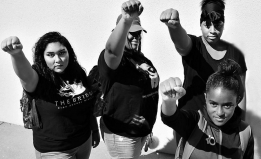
[46,49,67,54]
[209,100,234,105]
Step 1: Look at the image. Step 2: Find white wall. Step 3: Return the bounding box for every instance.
[0,0,260,157]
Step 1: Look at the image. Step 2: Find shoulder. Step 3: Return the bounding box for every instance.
[224,41,247,72]
[183,35,202,57]
[188,34,201,44]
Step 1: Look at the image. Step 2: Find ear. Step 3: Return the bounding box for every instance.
[204,92,207,99]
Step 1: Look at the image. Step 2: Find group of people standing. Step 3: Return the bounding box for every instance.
[1,0,254,158]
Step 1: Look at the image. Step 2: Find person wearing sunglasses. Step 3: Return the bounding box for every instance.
[97,0,160,158]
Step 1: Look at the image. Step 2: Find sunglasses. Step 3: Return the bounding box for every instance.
[129,31,142,38]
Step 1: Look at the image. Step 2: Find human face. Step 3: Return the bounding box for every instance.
[205,87,237,126]
[44,42,69,73]
[201,20,224,45]
[125,31,141,51]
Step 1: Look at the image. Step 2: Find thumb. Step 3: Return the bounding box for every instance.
[13,44,23,50]
[173,87,186,99]
[167,19,179,25]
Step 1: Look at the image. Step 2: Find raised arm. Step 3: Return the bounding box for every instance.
[104,0,143,70]
[160,77,186,116]
[1,36,38,92]
[160,8,192,56]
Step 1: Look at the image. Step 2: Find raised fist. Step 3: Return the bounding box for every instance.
[160,8,180,28]
[1,36,23,55]
[159,77,186,101]
[121,0,143,21]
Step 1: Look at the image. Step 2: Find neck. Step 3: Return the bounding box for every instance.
[201,36,227,60]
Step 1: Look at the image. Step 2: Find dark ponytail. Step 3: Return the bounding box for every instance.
[206,59,244,103]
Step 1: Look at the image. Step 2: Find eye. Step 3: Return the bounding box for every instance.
[223,105,233,109]
[210,102,218,107]
[58,50,67,56]
[203,21,211,29]
[46,53,54,57]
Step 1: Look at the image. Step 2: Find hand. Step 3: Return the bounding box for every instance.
[160,8,180,29]
[1,36,23,55]
[130,114,150,130]
[159,77,186,101]
[92,130,100,148]
[121,0,143,21]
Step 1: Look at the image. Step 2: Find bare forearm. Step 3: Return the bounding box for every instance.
[161,99,177,116]
[168,24,191,55]
[10,52,38,92]
[11,52,35,82]
[105,18,132,57]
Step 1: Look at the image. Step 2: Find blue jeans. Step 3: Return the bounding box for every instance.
[100,118,147,159]
[35,134,92,159]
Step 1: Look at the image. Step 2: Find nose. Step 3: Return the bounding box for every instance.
[54,55,62,63]
[209,25,216,33]
[217,106,224,116]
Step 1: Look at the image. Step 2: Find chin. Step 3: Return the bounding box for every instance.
[213,120,228,127]
[54,69,65,74]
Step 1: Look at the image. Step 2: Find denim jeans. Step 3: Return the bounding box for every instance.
[35,134,92,159]
[100,118,147,159]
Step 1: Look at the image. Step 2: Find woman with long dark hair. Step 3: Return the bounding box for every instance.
[1,32,99,159]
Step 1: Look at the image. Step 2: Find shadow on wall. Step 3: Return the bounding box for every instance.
[246,110,261,157]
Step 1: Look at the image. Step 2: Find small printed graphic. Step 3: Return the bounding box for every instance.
[206,135,216,146]
[58,80,86,98]
[138,63,159,88]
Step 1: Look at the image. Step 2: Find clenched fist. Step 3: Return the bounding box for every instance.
[160,8,180,28]
[1,36,23,55]
[121,0,143,21]
[159,77,186,101]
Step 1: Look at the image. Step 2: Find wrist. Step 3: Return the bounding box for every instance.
[162,98,177,107]
[9,50,24,57]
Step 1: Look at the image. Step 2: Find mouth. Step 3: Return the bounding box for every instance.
[54,65,63,69]
[208,36,217,40]
[214,117,225,122]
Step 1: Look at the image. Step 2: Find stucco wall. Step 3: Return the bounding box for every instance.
[0,0,260,157]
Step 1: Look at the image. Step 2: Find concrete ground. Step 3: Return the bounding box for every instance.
[0,122,175,159]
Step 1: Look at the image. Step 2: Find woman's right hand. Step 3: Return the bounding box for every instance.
[121,0,143,21]
[1,36,23,55]
[159,77,186,101]
[160,8,180,29]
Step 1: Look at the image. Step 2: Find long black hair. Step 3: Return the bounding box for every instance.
[32,32,90,98]
[206,59,244,103]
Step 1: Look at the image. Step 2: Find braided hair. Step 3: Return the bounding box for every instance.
[200,0,226,25]
[206,59,244,104]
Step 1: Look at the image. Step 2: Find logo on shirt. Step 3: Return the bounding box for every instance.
[54,80,95,109]
[58,80,86,98]
[206,135,216,146]
[138,63,159,88]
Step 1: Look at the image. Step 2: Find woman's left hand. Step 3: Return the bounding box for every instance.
[92,130,100,148]
[130,114,150,130]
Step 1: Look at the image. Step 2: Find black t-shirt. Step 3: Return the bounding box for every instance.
[28,68,95,152]
[179,35,247,111]
[98,50,159,137]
